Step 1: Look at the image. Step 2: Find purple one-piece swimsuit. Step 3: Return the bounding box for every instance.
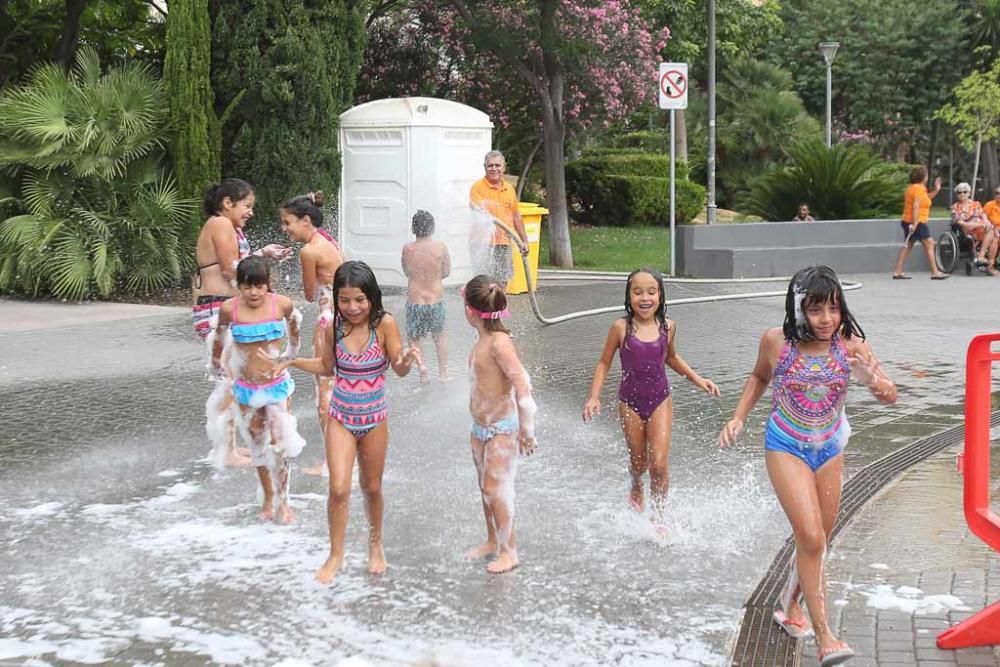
[617,326,671,422]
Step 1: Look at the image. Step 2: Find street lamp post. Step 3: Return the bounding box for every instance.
[819,41,840,148]
[706,0,717,224]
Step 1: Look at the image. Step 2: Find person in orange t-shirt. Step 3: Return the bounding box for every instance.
[982,186,1000,231]
[469,150,528,290]
[892,165,948,280]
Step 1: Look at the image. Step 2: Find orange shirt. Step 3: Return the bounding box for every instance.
[983,199,1000,228]
[902,183,931,224]
[470,177,518,246]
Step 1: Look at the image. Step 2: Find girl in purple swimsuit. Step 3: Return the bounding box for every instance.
[583,267,720,528]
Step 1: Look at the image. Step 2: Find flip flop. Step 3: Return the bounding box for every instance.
[891,274,911,280]
[773,609,814,639]
[818,644,855,666]
[931,274,949,280]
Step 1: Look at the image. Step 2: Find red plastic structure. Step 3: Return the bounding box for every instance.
[937,334,1000,649]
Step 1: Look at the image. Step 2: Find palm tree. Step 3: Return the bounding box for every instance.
[738,140,905,221]
[0,47,192,300]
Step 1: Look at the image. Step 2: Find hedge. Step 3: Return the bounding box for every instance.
[567,172,706,226]
[573,150,690,180]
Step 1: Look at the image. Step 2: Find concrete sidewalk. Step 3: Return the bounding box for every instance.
[0,297,187,333]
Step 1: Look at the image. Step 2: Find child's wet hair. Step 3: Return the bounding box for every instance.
[202,178,253,218]
[623,267,667,334]
[280,191,326,227]
[412,210,435,237]
[464,274,510,334]
[236,256,270,286]
[333,260,385,333]
[783,265,865,341]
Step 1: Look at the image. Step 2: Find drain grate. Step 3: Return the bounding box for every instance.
[730,411,996,665]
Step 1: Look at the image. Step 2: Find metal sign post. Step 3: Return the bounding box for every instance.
[659,62,688,277]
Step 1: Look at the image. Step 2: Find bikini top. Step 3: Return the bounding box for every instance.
[770,333,850,433]
[229,293,287,343]
[198,228,252,273]
[313,227,341,251]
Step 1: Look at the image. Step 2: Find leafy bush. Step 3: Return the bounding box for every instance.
[0,48,193,300]
[608,129,671,153]
[737,140,908,221]
[571,150,690,180]
[567,151,705,226]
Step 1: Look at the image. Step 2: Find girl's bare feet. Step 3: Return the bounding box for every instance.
[465,541,498,560]
[259,502,274,522]
[628,485,644,512]
[368,543,387,574]
[315,554,343,584]
[486,550,519,574]
[277,503,295,524]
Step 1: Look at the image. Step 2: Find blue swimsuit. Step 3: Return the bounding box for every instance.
[229,295,294,408]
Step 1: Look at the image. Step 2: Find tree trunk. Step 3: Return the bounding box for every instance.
[973,132,983,196]
[541,101,572,267]
[926,119,938,182]
[676,108,688,162]
[984,141,999,195]
[55,0,87,69]
[516,137,542,200]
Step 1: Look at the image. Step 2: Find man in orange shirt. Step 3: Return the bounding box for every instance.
[982,186,1000,230]
[469,150,529,290]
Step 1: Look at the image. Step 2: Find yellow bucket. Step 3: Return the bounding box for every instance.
[507,202,547,295]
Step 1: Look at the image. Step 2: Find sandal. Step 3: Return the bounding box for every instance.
[931,274,949,280]
[891,274,911,280]
[773,609,814,639]
[818,642,855,666]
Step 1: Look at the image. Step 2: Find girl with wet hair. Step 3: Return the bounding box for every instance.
[583,267,719,532]
[278,260,420,584]
[278,190,344,472]
[719,265,897,667]
[210,256,305,524]
[462,274,537,574]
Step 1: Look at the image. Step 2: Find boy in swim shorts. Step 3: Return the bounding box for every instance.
[401,210,452,382]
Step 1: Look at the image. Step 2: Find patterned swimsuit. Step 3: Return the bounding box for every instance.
[764,333,851,471]
[329,327,389,438]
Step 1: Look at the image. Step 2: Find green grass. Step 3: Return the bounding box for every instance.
[539,225,671,273]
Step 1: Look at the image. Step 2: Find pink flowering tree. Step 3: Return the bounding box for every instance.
[358,0,669,267]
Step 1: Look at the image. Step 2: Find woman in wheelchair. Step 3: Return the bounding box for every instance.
[951,182,999,275]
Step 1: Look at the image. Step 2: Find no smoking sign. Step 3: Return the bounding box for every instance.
[658,62,688,110]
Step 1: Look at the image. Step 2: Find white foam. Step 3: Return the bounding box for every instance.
[54,638,129,664]
[13,502,64,518]
[157,469,182,478]
[862,584,971,614]
[868,562,890,570]
[0,639,58,661]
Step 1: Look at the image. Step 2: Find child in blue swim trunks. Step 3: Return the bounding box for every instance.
[211,257,305,524]
[719,265,897,667]
[463,275,537,574]
[583,267,719,529]
[401,210,451,382]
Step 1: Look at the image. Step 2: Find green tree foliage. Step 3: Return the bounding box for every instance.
[738,140,905,221]
[0,0,166,88]
[936,58,1000,188]
[210,0,365,216]
[775,0,968,155]
[0,48,192,299]
[163,0,219,230]
[971,0,1000,66]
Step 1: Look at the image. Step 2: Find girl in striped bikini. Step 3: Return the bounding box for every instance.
[280,261,420,584]
[719,266,897,667]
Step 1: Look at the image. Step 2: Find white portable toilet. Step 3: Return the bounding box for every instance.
[338,97,494,287]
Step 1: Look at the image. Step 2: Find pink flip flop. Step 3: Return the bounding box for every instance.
[773,609,814,639]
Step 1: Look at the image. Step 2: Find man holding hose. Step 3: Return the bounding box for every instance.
[892,165,949,280]
[469,150,529,291]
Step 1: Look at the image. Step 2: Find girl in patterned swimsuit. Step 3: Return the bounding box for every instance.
[583,267,719,530]
[280,261,420,584]
[211,257,305,524]
[719,266,897,667]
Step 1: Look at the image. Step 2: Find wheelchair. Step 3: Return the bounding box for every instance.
[935,222,999,275]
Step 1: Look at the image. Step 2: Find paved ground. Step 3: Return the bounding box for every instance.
[0,270,998,666]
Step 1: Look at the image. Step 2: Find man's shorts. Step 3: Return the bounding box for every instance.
[473,243,514,284]
[405,301,446,340]
[900,221,931,243]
